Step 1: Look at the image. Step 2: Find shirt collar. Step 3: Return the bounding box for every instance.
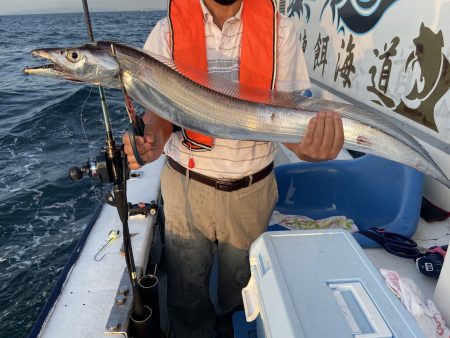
[199,0,243,24]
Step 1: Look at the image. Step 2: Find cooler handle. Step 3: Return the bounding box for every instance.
[328,282,392,338]
[242,273,260,322]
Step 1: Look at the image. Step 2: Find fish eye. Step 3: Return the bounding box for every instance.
[67,49,81,63]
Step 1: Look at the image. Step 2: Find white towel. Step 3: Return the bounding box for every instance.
[380,268,450,338]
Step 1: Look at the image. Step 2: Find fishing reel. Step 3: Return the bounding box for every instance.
[69,143,129,184]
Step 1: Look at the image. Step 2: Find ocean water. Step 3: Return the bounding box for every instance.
[0,11,164,337]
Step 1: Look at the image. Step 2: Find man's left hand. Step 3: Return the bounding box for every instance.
[284,111,344,162]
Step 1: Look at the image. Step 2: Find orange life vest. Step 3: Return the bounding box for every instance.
[168,0,277,151]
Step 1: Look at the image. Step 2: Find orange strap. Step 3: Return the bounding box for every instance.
[169,0,208,72]
[168,0,277,151]
[240,0,277,89]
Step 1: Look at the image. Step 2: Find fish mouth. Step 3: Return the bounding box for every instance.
[23,49,80,82]
[23,63,61,74]
[23,50,58,74]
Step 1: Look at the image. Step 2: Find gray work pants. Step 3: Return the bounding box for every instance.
[160,162,278,338]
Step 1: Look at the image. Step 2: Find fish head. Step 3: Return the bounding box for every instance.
[23,42,120,87]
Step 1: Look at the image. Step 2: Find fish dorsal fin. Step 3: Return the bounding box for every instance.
[145,47,410,130]
[127,45,419,138]
[137,46,315,110]
[112,42,436,167]
[144,49,434,161]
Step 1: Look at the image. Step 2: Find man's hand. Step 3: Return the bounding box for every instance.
[122,131,162,170]
[122,112,173,170]
[284,111,344,162]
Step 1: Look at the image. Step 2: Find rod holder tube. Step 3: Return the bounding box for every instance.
[138,274,161,336]
[129,305,152,338]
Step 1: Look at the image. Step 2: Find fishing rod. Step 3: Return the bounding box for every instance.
[70,0,150,330]
[82,0,146,164]
[81,0,113,143]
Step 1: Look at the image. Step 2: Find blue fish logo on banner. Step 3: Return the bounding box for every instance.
[321,0,399,34]
[288,0,312,22]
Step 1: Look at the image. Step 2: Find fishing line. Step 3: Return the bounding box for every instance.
[79,85,94,158]
[79,85,101,201]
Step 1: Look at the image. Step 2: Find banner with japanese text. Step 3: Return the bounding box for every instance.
[280,0,450,148]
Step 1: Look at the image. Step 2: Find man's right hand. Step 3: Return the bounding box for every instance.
[122,112,174,170]
[122,132,159,170]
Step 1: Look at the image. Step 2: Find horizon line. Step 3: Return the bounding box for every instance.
[0,8,166,16]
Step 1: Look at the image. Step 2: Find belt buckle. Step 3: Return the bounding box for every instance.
[215,180,234,192]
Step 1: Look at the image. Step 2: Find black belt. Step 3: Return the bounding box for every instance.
[167,157,274,192]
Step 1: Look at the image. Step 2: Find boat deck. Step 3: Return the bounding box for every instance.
[34,150,449,337]
[366,216,450,301]
[36,157,165,338]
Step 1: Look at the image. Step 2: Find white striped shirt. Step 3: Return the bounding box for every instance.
[143,0,310,179]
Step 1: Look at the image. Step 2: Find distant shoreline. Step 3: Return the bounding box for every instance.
[0,9,165,16]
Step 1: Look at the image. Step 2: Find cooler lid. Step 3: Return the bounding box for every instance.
[244,230,424,338]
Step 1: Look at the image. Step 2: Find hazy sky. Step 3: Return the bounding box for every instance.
[0,0,167,15]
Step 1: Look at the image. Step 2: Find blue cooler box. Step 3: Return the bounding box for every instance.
[242,230,425,338]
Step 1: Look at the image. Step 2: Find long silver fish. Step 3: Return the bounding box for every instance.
[23,41,450,188]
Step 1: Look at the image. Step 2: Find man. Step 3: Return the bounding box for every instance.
[123,0,344,337]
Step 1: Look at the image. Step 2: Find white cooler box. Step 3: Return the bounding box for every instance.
[242,230,425,338]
